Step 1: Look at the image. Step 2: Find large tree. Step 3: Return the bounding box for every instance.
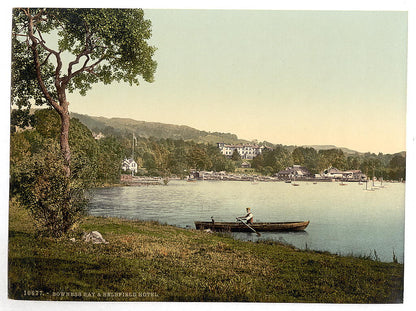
[263,146,293,174]
[292,146,319,174]
[11,8,156,236]
[11,8,157,177]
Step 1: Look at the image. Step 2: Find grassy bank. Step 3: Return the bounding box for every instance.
[8,202,403,303]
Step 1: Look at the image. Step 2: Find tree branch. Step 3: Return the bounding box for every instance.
[67,49,90,79]
[33,28,63,92]
[72,55,106,77]
[24,9,62,113]
[40,52,52,67]
[66,24,94,80]
[64,25,108,84]
[13,33,28,38]
[29,11,68,107]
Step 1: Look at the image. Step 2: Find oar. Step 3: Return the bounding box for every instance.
[236,218,261,236]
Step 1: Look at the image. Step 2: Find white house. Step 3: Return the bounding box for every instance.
[92,132,105,140]
[323,167,344,179]
[122,158,138,174]
[217,143,270,160]
[322,167,366,180]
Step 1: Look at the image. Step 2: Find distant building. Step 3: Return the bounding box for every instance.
[323,167,343,179]
[322,167,366,180]
[276,165,312,179]
[93,132,105,140]
[217,143,271,160]
[241,161,251,168]
[122,158,138,174]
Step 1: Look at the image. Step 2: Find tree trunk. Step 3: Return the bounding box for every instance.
[58,108,71,178]
[58,106,72,234]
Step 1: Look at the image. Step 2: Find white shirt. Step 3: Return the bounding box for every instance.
[243,212,253,221]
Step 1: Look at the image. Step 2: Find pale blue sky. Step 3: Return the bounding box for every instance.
[55,10,408,153]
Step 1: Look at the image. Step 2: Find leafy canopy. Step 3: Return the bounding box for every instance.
[11,8,157,108]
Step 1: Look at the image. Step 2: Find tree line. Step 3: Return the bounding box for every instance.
[12,111,406,187]
[86,121,407,182]
[251,146,406,181]
[10,109,406,236]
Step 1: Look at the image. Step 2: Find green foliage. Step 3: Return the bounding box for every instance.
[9,109,127,235]
[206,144,235,172]
[122,135,405,180]
[187,146,212,171]
[110,133,237,177]
[251,153,264,171]
[11,16,56,109]
[292,147,319,174]
[96,137,124,184]
[231,149,241,161]
[10,108,35,133]
[261,146,293,175]
[168,146,188,176]
[12,8,156,107]
[250,145,405,180]
[30,109,99,186]
[317,149,347,172]
[11,8,158,236]
[10,139,87,236]
[387,154,406,180]
[33,109,61,139]
[360,157,382,177]
[346,156,361,170]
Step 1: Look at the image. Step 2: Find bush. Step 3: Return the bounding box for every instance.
[10,139,89,237]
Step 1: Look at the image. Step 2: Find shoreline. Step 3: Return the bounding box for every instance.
[87,213,402,264]
[8,203,404,302]
[117,173,400,186]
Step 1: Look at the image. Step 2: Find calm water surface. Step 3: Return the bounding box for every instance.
[89,180,405,262]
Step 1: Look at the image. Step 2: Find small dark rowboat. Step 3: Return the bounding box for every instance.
[194,220,310,232]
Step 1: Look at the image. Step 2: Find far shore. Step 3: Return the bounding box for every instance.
[116,173,401,187]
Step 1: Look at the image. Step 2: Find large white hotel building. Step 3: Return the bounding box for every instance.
[217,143,270,160]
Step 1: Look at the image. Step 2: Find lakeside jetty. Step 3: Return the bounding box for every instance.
[120,174,164,186]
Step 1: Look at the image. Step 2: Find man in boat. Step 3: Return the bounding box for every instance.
[237,208,254,224]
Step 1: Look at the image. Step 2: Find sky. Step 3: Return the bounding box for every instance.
[61,9,409,154]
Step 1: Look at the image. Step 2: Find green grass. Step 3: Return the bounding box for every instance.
[8,202,404,302]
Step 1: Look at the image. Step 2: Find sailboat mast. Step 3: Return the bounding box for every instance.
[132,133,135,160]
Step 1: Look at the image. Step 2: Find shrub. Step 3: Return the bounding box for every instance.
[10,139,89,237]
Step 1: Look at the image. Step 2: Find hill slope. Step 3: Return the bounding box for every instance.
[302,145,363,155]
[70,112,373,154]
[70,112,248,145]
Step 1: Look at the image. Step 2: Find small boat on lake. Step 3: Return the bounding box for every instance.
[194,220,310,232]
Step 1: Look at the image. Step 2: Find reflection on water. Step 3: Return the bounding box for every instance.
[89,180,405,262]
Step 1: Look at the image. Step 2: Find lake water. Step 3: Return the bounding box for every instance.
[88,180,405,263]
